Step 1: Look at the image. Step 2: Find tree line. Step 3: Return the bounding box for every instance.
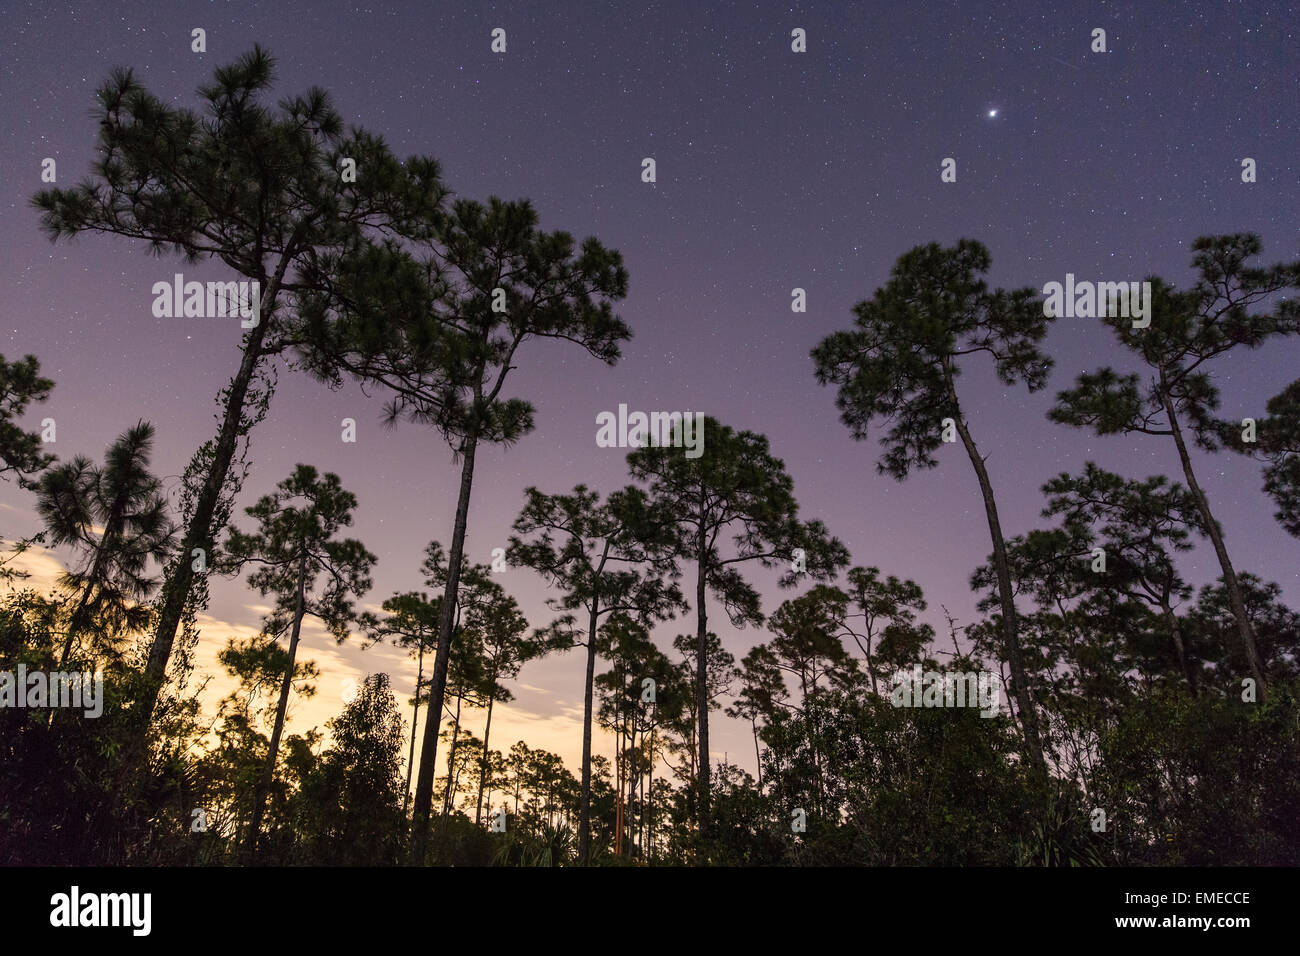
[1,48,1298,866]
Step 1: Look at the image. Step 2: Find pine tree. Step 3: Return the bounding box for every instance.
[0,354,55,483]
[360,591,439,817]
[627,418,847,838]
[1219,380,1300,538]
[291,199,631,861]
[33,46,444,754]
[1050,235,1300,693]
[1040,463,1205,693]
[220,464,376,858]
[507,483,683,862]
[813,239,1053,781]
[34,422,175,665]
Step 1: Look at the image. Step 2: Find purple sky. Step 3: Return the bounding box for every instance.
[3,0,1297,775]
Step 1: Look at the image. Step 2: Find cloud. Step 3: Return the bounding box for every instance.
[3,545,70,593]
[2,546,608,777]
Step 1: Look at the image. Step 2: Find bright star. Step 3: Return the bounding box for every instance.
[988,109,998,118]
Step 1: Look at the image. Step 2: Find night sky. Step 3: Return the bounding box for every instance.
[2,0,1297,774]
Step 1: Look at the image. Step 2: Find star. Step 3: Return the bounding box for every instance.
[988,109,998,118]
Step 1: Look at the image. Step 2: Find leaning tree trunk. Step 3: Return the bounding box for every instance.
[60,581,98,668]
[403,642,426,819]
[411,432,479,863]
[102,327,272,843]
[138,254,293,740]
[475,694,496,826]
[946,381,1049,783]
[59,499,125,667]
[245,548,308,861]
[1160,383,1266,693]
[442,695,464,819]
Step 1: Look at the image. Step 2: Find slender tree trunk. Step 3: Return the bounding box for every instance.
[60,584,97,667]
[751,717,762,787]
[866,631,878,696]
[411,433,479,862]
[1162,604,1197,696]
[695,500,711,839]
[50,500,133,740]
[442,696,463,818]
[644,738,655,858]
[946,381,1048,782]
[49,520,118,730]
[475,695,496,826]
[628,725,639,858]
[647,725,656,862]
[140,261,289,735]
[645,719,656,861]
[403,643,425,819]
[106,338,270,833]
[95,250,294,862]
[578,600,599,863]
[1160,384,1266,692]
[614,695,624,856]
[59,505,122,667]
[245,548,307,861]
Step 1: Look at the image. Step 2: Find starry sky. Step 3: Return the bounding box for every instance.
[2,0,1297,775]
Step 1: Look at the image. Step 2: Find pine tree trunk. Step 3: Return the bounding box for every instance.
[1162,604,1197,696]
[695,499,711,839]
[578,600,599,863]
[442,696,463,818]
[866,631,878,696]
[60,583,97,668]
[1160,383,1266,692]
[614,691,624,856]
[647,725,656,862]
[59,501,124,667]
[404,643,425,819]
[245,548,308,861]
[475,695,495,826]
[946,379,1048,782]
[139,256,292,736]
[411,433,479,862]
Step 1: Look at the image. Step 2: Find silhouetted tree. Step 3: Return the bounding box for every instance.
[220,464,376,858]
[34,422,175,665]
[0,354,54,483]
[0,354,55,583]
[1050,234,1300,692]
[292,198,631,861]
[1041,463,1204,693]
[627,417,847,838]
[1219,379,1300,539]
[839,567,933,695]
[507,484,683,862]
[33,46,444,757]
[290,673,407,864]
[813,239,1052,780]
[360,590,439,816]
